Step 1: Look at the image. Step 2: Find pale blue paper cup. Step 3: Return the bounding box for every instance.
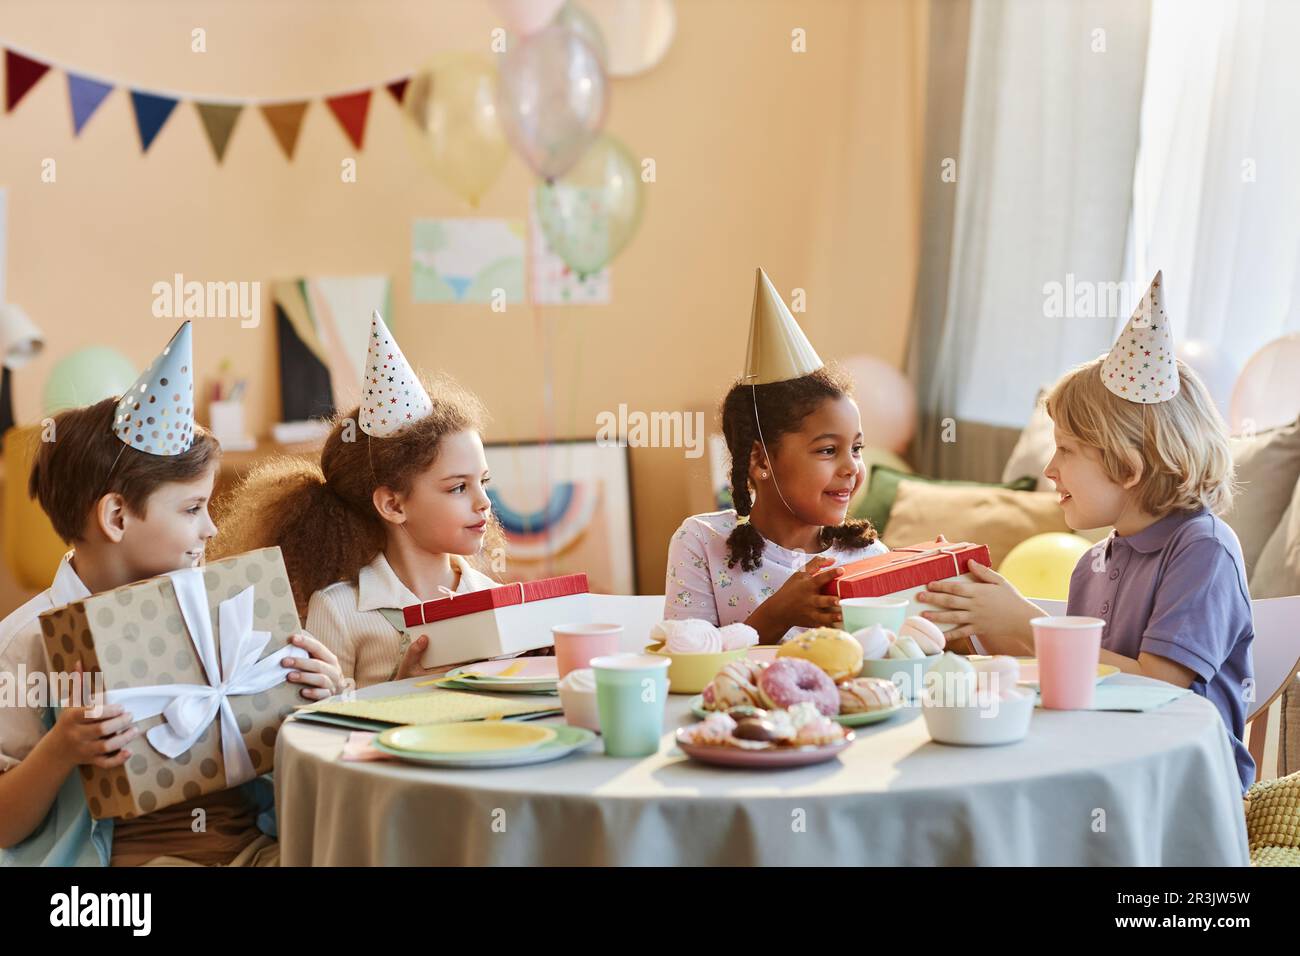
[591,654,671,757]
[841,597,909,634]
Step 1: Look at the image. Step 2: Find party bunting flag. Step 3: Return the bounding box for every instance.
[261,101,309,160]
[385,78,410,105]
[195,102,242,162]
[325,90,372,150]
[66,72,112,135]
[130,90,178,152]
[5,49,49,112]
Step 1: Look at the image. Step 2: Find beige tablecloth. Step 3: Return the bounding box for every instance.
[274,675,1249,866]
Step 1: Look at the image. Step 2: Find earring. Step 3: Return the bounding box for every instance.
[760,471,768,479]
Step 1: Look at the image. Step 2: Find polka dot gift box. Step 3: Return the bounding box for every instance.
[39,548,305,820]
[113,320,196,456]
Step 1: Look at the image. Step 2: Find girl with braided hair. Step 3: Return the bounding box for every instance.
[663,270,886,644]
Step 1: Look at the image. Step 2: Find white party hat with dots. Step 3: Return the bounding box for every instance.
[743,267,824,385]
[359,310,434,437]
[113,321,195,456]
[1101,271,1180,404]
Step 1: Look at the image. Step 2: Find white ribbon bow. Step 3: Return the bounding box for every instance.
[105,567,307,788]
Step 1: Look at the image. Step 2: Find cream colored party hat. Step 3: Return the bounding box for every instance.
[1101,271,1179,404]
[113,321,195,456]
[359,310,434,437]
[742,267,824,385]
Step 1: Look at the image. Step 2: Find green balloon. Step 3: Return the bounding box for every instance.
[536,134,644,277]
[43,347,138,415]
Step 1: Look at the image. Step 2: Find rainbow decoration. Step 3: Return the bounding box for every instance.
[487,481,600,560]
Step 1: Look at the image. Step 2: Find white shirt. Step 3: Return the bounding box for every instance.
[0,552,91,770]
[306,551,499,689]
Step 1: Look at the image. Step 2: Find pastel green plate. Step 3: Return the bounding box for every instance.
[371,724,596,768]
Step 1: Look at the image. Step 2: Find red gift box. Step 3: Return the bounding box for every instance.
[822,539,992,597]
[402,573,589,627]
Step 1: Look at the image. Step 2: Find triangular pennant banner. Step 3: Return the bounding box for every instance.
[66,72,113,135]
[385,78,410,105]
[129,90,179,152]
[5,50,51,112]
[326,90,372,150]
[261,101,309,160]
[195,102,242,162]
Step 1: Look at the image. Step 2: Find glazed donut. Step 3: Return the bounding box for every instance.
[838,676,902,714]
[756,658,840,716]
[702,658,767,710]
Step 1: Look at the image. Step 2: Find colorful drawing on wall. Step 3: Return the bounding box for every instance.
[483,439,635,595]
[529,191,610,305]
[411,219,525,304]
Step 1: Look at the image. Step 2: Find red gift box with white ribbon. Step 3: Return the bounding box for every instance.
[822,538,992,632]
[401,574,591,667]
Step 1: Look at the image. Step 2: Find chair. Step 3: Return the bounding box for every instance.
[1247,597,1300,778]
[2,425,68,590]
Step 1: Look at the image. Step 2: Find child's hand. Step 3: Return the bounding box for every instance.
[394,635,460,680]
[916,561,1040,653]
[282,631,345,700]
[49,669,138,770]
[747,556,845,644]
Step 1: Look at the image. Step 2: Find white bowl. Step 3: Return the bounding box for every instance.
[860,653,942,701]
[921,687,1035,746]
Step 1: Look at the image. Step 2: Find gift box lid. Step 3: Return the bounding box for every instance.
[823,539,992,598]
[403,573,589,628]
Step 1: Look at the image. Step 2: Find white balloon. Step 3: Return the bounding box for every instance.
[1230,333,1300,435]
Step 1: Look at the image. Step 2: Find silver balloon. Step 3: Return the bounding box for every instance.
[497,25,609,181]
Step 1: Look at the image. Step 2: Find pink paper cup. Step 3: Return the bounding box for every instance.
[553,623,623,679]
[1031,616,1104,710]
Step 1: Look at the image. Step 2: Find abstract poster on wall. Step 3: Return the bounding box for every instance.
[272,275,391,423]
[529,192,611,305]
[483,439,635,595]
[411,219,526,304]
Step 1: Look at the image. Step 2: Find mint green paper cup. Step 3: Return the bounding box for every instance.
[591,654,671,757]
[841,597,909,634]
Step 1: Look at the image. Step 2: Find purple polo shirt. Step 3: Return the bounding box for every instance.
[1066,507,1255,792]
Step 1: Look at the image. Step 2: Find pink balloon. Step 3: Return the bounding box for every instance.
[838,354,917,454]
[1230,333,1300,434]
[491,0,565,35]
[497,26,608,181]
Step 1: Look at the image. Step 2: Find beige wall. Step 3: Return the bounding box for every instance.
[0,0,923,594]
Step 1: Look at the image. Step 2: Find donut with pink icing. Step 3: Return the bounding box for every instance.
[756,658,840,717]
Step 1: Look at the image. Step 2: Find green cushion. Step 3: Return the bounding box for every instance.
[851,465,1038,535]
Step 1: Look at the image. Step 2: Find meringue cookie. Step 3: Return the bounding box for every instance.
[558,667,598,693]
[887,635,926,660]
[852,623,895,660]
[717,622,760,651]
[924,652,977,705]
[679,712,737,746]
[651,618,724,654]
[899,616,946,656]
[973,655,1021,698]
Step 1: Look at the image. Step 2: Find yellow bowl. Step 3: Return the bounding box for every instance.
[644,643,748,694]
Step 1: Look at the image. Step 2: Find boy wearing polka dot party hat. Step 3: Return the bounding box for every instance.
[916,273,1255,790]
[663,268,887,644]
[213,310,509,688]
[0,321,343,865]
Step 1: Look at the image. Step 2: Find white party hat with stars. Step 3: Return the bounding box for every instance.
[743,267,824,385]
[359,310,434,437]
[113,321,195,456]
[1101,271,1180,404]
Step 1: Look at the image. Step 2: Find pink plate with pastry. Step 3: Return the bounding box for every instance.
[675,732,854,768]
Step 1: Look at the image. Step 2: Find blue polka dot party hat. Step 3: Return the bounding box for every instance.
[359,310,433,437]
[113,321,195,455]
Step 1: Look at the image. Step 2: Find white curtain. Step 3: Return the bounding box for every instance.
[1124,0,1300,382]
[942,0,1152,429]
